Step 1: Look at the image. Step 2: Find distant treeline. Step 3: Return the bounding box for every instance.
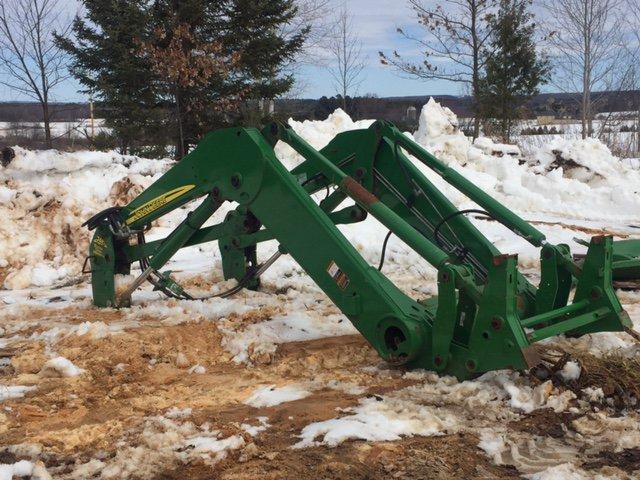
[0,102,90,122]
[2,89,639,124]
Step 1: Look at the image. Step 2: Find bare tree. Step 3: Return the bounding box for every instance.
[379,0,497,139]
[0,0,72,148]
[286,0,333,65]
[541,0,625,139]
[326,5,366,110]
[627,0,640,154]
[281,0,333,97]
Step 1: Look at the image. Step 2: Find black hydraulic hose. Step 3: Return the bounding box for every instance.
[378,230,394,271]
[137,230,280,301]
[433,209,493,251]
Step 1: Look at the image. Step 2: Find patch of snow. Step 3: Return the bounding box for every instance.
[0,385,36,402]
[244,384,313,408]
[524,463,591,480]
[559,361,582,382]
[39,356,84,377]
[478,431,508,464]
[0,460,33,480]
[293,395,456,448]
[184,434,245,455]
[240,417,270,436]
[221,312,357,364]
[188,364,206,374]
[165,407,192,419]
[581,387,605,403]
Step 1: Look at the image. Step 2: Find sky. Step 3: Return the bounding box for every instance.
[0,0,495,102]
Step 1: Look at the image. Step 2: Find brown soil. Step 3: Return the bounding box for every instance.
[0,302,631,479]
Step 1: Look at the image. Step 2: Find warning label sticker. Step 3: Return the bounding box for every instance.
[326,260,350,290]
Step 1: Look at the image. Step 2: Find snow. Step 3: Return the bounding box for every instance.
[244,384,313,408]
[76,413,258,478]
[1,97,638,292]
[0,460,33,480]
[241,417,270,436]
[293,394,455,448]
[559,361,582,382]
[0,460,50,480]
[188,364,206,374]
[220,312,357,364]
[525,463,591,480]
[0,99,639,478]
[0,147,171,290]
[0,385,36,402]
[183,434,245,455]
[39,356,84,377]
[478,431,508,464]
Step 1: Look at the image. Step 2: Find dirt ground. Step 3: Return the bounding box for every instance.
[2,295,640,480]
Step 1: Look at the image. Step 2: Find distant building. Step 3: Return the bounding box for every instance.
[405,106,417,123]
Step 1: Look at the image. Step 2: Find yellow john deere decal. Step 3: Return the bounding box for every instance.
[126,185,196,225]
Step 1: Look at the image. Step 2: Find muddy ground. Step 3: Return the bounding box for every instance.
[2,287,640,479]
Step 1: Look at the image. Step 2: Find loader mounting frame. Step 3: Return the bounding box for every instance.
[85,120,636,380]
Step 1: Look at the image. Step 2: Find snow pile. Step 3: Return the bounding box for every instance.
[2,99,639,291]
[533,136,639,185]
[407,99,640,222]
[413,98,469,165]
[275,108,374,169]
[39,356,84,378]
[0,147,171,290]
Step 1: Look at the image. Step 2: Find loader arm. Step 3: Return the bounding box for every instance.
[85,121,634,380]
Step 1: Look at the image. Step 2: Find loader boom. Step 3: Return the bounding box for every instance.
[85,120,634,380]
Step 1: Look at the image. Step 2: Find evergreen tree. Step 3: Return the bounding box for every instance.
[479,0,549,142]
[56,1,166,156]
[59,0,308,158]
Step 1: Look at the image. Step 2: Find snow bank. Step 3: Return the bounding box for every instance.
[408,99,640,223]
[1,99,638,291]
[0,147,172,290]
[275,108,375,169]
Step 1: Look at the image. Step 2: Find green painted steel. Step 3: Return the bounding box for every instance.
[612,239,640,281]
[86,120,635,380]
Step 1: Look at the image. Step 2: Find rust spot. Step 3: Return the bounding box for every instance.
[341,176,378,206]
[521,345,542,368]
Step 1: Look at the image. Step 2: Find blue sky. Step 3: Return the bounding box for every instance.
[0,0,473,102]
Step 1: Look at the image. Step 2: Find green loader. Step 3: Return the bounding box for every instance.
[83,121,640,380]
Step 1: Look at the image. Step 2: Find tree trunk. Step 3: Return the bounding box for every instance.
[471,1,480,140]
[636,105,640,155]
[581,0,590,140]
[42,99,52,149]
[175,89,185,160]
